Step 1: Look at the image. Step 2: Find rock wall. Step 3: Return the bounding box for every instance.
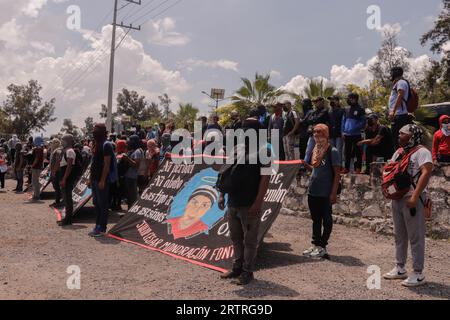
[282,163,450,239]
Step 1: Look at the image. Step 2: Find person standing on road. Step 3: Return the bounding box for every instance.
[122,135,143,210]
[30,136,44,201]
[218,111,270,285]
[303,124,341,259]
[383,124,433,287]
[49,139,63,208]
[13,143,25,193]
[0,147,8,190]
[89,123,116,237]
[58,134,77,226]
[7,134,19,165]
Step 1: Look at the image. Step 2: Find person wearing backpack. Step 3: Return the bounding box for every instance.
[282,101,300,160]
[88,123,116,237]
[302,124,341,259]
[388,67,414,149]
[382,124,433,287]
[58,134,77,226]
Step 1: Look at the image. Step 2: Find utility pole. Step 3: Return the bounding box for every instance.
[106,0,142,133]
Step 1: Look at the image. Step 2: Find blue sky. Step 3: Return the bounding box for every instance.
[0,0,444,134]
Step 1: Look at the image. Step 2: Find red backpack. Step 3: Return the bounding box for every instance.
[381,146,422,200]
[400,79,419,113]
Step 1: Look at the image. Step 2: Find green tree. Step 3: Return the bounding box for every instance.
[158,93,172,120]
[369,29,412,88]
[116,88,150,122]
[231,73,285,114]
[174,103,199,131]
[303,79,336,100]
[0,80,56,136]
[84,117,94,137]
[420,0,450,54]
[60,118,81,139]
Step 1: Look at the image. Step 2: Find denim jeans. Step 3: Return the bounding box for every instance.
[92,180,110,232]
[330,137,343,166]
[304,136,315,164]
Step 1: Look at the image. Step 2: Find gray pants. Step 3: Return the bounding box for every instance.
[227,207,261,273]
[392,197,426,272]
[32,169,42,200]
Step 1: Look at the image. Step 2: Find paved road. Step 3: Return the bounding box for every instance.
[1,179,449,300]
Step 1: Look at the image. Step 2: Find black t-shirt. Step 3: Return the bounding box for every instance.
[227,118,268,207]
[91,141,114,182]
[365,125,394,156]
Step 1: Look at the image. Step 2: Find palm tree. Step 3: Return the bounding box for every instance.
[231,73,285,112]
[174,103,199,131]
[304,79,336,99]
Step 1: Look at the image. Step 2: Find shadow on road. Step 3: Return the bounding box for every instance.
[256,243,321,271]
[327,255,366,267]
[233,279,300,298]
[407,281,450,299]
[71,206,124,225]
[95,236,122,245]
[260,242,293,252]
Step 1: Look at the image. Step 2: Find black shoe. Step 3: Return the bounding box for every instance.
[220,269,242,279]
[232,271,254,285]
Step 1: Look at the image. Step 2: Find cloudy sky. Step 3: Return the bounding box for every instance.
[0,0,444,134]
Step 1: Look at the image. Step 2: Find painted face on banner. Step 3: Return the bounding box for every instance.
[178,195,212,230]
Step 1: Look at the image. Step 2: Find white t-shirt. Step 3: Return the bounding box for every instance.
[391,147,432,196]
[389,79,409,116]
[60,148,76,167]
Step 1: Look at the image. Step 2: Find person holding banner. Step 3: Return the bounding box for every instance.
[218,111,270,285]
[303,124,341,259]
[58,134,77,226]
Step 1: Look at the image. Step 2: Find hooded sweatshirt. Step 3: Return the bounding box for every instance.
[432,115,450,161]
[342,104,366,137]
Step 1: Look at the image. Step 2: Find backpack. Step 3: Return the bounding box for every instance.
[381,146,422,200]
[400,79,419,113]
[64,148,83,180]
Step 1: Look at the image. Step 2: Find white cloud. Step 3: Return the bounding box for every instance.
[145,17,190,47]
[178,59,239,72]
[269,70,281,79]
[330,63,373,88]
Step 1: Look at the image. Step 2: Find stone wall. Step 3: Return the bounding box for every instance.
[282,163,450,240]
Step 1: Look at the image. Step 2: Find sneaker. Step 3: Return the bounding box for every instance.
[303,246,317,257]
[220,269,242,279]
[383,266,408,280]
[310,246,328,258]
[88,228,104,237]
[402,272,425,287]
[231,271,254,285]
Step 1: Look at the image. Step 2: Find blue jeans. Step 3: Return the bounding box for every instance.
[304,137,315,164]
[92,181,110,232]
[330,137,343,166]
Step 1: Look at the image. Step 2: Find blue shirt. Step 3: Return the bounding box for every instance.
[389,79,409,116]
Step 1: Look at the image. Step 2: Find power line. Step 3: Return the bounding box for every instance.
[120,0,156,23]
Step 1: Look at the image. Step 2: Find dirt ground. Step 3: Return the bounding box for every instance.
[1,178,449,300]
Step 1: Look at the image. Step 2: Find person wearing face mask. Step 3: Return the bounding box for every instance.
[383,124,433,287]
[122,135,144,210]
[341,93,366,174]
[58,134,76,226]
[48,138,63,208]
[13,143,26,193]
[88,123,117,237]
[432,115,450,165]
[328,96,345,165]
[302,124,341,259]
[357,113,394,174]
[30,136,45,201]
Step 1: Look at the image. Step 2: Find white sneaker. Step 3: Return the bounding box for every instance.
[310,246,327,258]
[383,266,408,280]
[303,246,317,257]
[402,272,426,287]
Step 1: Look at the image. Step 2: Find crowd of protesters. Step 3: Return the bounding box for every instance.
[0,67,449,287]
